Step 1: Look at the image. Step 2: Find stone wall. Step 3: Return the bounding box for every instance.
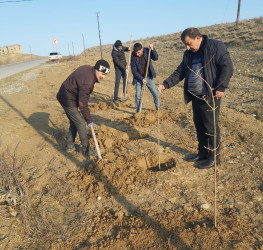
[0,45,22,55]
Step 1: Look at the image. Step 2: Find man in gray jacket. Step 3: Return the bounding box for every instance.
[158,28,233,169]
[57,59,110,156]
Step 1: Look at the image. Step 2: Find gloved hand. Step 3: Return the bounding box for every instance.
[87,122,94,128]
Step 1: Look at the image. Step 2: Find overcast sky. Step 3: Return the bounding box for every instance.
[1,0,262,56]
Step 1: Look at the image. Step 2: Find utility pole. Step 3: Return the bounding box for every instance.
[72,42,75,56]
[68,43,70,56]
[29,45,32,59]
[96,12,103,59]
[82,34,86,57]
[236,0,241,28]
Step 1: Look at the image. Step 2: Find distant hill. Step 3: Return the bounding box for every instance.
[82,17,263,75]
[0,53,45,66]
[81,17,263,120]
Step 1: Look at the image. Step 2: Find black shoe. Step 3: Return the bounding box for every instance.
[120,98,128,103]
[197,157,221,169]
[65,144,76,153]
[113,98,120,103]
[82,147,97,158]
[184,153,207,162]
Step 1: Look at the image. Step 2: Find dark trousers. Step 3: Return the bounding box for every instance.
[192,96,221,158]
[62,106,89,149]
[114,67,127,100]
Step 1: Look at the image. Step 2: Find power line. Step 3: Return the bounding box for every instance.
[0,0,32,3]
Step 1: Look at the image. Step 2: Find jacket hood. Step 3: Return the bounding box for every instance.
[113,44,118,51]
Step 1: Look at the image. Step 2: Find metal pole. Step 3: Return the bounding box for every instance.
[68,43,70,56]
[29,45,32,59]
[82,34,86,57]
[236,0,241,27]
[96,12,103,59]
[72,42,75,56]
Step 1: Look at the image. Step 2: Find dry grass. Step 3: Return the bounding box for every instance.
[0,53,45,66]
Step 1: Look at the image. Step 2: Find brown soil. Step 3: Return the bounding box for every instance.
[0,18,262,249]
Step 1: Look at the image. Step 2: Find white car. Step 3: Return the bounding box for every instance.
[49,52,62,61]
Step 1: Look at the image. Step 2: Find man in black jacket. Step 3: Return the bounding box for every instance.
[57,59,110,156]
[158,28,233,169]
[111,40,131,102]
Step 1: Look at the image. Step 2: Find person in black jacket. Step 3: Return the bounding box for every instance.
[111,40,131,102]
[57,59,110,156]
[158,28,233,169]
[131,43,160,112]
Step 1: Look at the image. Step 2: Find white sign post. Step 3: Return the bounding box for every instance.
[52,37,59,52]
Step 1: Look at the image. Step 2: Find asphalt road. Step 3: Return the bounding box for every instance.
[0,59,48,80]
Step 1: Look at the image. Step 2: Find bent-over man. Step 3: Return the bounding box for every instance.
[57,60,110,156]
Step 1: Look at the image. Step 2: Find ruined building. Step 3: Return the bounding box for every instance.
[0,45,22,55]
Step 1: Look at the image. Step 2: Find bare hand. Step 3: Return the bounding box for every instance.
[158,84,165,93]
[149,44,154,50]
[142,79,147,84]
[215,91,224,99]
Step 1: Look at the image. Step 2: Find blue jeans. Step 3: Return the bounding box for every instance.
[135,78,159,112]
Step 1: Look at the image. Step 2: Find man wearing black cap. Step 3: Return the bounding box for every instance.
[56,59,110,156]
[111,40,131,102]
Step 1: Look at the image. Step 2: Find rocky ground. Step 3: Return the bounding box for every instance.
[0,18,262,249]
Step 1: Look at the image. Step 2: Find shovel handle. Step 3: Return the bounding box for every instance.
[139,47,152,113]
[124,33,133,97]
[90,126,102,159]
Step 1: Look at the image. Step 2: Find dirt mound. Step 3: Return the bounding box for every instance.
[123,110,180,127]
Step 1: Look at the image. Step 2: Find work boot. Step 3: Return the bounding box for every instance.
[121,98,128,103]
[197,157,221,169]
[82,146,97,158]
[121,94,129,102]
[184,153,207,162]
[113,98,120,103]
[65,144,76,153]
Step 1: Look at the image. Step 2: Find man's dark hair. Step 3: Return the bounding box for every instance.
[133,43,142,52]
[181,28,202,42]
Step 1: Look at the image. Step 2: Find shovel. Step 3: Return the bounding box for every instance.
[122,33,133,102]
[90,126,102,159]
[139,47,152,113]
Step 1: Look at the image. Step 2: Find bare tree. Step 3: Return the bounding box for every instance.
[187,56,223,228]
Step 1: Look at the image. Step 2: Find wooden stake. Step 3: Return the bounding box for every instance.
[157,95,161,170]
[123,33,133,101]
[139,47,152,113]
[90,126,102,160]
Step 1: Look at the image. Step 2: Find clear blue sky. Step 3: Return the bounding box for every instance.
[0,0,262,56]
